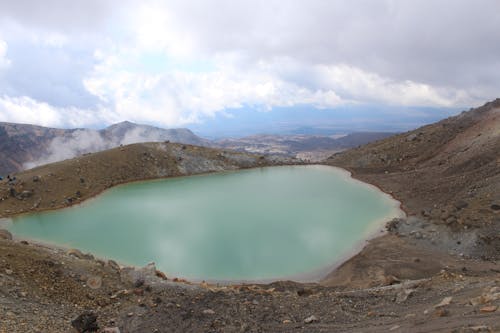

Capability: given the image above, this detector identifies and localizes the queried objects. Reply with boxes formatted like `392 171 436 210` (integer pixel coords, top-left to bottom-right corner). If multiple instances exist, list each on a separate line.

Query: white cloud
0 95 114 128
0 40 10 69
0 0 499 129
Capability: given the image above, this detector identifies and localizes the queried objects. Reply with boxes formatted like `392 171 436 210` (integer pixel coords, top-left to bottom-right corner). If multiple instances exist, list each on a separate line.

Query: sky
0 0 499 136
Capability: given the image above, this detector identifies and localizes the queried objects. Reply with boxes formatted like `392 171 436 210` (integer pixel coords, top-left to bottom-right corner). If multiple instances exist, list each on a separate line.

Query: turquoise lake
4 165 403 281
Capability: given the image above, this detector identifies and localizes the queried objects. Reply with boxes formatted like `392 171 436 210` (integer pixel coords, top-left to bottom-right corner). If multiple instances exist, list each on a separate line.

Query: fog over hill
0 121 207 174
0 120 397 174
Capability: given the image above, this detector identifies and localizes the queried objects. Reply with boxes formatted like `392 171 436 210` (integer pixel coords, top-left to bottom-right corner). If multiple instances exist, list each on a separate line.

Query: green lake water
4 165 403 281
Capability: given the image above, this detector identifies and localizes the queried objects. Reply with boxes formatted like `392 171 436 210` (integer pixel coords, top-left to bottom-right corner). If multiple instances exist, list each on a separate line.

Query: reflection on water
7 165 402 281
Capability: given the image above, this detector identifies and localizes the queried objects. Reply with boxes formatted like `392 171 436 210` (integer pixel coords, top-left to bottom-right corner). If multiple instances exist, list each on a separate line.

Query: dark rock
71 311 99 332
386 218 402 233
32 175 40 182
454 200 469 210
9 187 16 197
0 229 13 240
107 260 120 271
490 204 500 211
297 288 314 297
134 278 145 288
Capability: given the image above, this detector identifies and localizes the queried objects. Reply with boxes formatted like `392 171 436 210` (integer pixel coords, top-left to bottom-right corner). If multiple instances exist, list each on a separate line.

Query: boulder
304 315 319 324
107 260 121 271
490 204 500 211
18 190 33 199
87 276 102 290
120 262 158 286
0 229 13 240
71 311 99 333
454 200 469 210
67 248 85 259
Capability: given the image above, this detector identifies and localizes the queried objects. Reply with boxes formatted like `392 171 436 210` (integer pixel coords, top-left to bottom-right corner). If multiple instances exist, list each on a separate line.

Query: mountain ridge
0 121 207 175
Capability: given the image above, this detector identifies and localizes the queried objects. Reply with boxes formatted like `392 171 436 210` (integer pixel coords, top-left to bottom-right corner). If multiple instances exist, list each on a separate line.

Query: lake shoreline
3 164 405 285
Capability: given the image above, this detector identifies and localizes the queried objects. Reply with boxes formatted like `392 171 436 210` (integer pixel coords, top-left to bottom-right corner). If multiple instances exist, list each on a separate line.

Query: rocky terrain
0 142 297 218
214 132 394 162
0 100 499 332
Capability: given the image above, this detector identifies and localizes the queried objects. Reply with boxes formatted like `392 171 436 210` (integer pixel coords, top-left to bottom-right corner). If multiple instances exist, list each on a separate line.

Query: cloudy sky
0 0 499 135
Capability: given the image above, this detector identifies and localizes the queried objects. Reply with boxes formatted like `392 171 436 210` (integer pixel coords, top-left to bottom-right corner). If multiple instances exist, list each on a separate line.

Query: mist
23 126 181 170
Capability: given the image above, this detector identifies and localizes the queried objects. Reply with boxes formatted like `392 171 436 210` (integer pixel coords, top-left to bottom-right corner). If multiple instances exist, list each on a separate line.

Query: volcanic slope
323 98 499 288
0 142 297 218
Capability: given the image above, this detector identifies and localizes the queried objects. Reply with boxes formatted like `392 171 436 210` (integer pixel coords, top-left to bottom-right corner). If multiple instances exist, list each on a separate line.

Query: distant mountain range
0 121 206 175
0 120 396 175
214 132 395 161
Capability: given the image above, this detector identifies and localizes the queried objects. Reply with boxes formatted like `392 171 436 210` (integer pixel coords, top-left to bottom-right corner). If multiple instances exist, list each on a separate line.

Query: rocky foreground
0 101 499 332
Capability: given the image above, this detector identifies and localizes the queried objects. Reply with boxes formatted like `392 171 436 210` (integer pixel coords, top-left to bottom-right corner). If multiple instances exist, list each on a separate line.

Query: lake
4 165 403 281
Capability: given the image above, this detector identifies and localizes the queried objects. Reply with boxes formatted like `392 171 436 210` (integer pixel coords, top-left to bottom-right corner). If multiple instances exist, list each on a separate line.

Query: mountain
0 119 397 174
214 132 395 161
327 99 499 229
0 121 207 175
324 98 500 287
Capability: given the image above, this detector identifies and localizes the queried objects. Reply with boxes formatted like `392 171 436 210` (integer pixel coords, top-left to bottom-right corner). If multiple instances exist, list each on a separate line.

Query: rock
454 200 469 210
103 328 121 333
5 269 13 275
304 315 318 324
434 308 449 317
384 275 401 285
0 229 13 240
490 204 500 211
127 312 134 317
32 175 40 182
134 278 145 288
297 288 314 297
8 187 16 197
155 270 167 280
71 311 99 333
435 296 452 308
409 230 423 239
406 133 418 142
67 248 85 259
18 190 33 199
386 218 402 233
282 320 292 324
87 276 102 290
470 287 500 305
107 260 120 271
202 309 215 315
82 253 95 260
479 305 498 313
395 288 416 303
389 325 401 331
421 209 431 217
120 262 158 286
465 325 492 332
110 289 129 299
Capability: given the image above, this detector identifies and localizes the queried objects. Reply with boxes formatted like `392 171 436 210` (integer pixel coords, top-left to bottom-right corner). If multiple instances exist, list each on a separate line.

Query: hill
0 121 207 175
0 142 296 217
323 98 499 287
